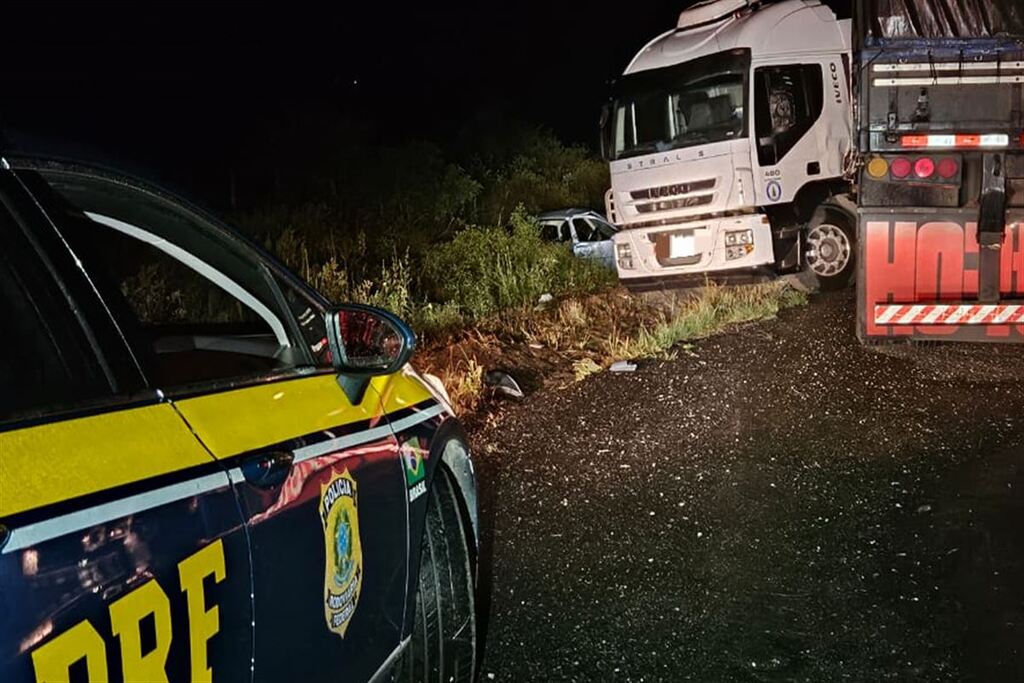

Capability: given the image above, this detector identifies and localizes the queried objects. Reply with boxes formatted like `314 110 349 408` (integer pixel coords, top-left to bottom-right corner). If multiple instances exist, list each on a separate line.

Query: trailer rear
855 0 1024 343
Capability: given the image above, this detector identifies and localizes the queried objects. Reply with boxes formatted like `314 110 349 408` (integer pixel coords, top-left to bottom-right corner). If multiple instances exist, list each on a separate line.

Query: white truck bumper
613 213 776 288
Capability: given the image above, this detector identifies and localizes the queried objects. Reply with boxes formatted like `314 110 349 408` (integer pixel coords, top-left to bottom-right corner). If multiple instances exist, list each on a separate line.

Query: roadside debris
484 370 525 399
609 360 637 373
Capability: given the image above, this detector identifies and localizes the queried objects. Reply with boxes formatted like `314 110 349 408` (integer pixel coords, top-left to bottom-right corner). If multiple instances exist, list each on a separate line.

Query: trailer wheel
805 207 855 290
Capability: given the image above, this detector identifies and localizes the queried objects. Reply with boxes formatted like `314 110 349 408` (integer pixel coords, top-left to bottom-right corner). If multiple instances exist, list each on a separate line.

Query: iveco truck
854 0 1024 343
601 0 853 290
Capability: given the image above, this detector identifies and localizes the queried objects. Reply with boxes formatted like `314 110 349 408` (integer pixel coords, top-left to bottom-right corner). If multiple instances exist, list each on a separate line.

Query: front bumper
613 214 776 287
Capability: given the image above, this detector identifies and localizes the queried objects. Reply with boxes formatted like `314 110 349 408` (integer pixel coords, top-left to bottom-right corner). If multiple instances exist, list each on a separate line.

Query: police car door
15 164 411 682
0 168 254 682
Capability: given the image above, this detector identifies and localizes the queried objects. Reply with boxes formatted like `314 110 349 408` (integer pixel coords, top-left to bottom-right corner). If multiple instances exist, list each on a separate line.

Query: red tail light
914 157 935 179
937 157 959 179
890 157 912 178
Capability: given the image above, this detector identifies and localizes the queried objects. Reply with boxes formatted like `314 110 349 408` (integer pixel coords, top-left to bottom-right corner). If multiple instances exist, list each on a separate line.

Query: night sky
1 1 850 206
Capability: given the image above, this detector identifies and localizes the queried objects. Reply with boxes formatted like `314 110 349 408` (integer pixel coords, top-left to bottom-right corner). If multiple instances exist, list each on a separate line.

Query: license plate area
651 229 703 267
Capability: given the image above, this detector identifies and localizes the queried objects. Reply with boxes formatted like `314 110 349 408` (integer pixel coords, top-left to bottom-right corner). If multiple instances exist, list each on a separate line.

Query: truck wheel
805 208 855 290
395 464 476 683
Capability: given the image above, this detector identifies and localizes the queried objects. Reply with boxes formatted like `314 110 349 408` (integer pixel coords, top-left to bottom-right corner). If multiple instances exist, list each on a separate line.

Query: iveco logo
651 184 685 198
830 62 842 104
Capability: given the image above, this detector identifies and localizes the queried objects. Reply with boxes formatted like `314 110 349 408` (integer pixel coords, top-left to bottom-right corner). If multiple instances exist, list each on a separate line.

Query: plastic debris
609 360 637 373
484 370 525 399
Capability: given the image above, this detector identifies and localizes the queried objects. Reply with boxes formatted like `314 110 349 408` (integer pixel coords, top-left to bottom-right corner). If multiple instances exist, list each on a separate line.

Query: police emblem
320 469 363 638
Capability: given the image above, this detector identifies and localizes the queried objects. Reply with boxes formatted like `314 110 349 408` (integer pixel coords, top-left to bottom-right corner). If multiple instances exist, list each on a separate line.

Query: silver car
538 209 618 268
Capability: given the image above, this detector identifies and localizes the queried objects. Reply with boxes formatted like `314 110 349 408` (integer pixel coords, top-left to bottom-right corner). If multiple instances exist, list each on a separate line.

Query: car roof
537 208 607 221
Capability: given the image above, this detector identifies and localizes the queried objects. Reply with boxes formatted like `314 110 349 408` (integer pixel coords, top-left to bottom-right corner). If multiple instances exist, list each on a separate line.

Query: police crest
320 469 363 638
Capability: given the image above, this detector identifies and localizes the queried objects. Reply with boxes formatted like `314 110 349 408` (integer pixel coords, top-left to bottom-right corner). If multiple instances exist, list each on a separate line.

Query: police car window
270 270 332 366
29 170 313 390
0 200 113 422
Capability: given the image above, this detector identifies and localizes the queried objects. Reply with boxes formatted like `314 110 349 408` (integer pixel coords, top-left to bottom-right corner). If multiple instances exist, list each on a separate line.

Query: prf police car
0 156 478 683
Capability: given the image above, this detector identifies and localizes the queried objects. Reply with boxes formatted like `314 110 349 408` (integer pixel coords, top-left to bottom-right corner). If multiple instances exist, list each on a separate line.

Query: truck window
753 64 824 166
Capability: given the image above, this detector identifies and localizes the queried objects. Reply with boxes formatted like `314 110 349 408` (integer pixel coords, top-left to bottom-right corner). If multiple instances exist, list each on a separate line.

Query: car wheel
805 207 855 291
395 463 476 683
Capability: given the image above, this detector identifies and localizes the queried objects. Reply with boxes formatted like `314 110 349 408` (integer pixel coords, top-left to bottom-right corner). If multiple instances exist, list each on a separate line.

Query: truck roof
625 0 851 76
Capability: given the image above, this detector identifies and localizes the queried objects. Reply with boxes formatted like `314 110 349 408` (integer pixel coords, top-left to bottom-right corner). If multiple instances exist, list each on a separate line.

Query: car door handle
241 450 295 489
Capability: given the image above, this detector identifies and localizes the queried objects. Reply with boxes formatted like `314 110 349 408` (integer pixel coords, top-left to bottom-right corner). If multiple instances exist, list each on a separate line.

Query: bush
422 208 615 319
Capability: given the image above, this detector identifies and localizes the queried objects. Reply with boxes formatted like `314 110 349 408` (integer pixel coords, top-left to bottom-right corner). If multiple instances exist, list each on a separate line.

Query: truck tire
805 207 855 290
396 463 476 683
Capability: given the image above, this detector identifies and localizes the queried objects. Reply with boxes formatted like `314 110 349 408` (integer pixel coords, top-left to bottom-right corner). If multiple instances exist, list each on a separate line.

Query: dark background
1 1 850 207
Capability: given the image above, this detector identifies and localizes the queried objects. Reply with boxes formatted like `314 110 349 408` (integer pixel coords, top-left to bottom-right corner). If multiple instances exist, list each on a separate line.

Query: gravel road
473 289 1024 682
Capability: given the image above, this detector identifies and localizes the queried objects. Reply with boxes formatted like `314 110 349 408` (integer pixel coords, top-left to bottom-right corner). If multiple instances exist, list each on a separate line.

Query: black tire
396 464 476 683
805 207 855 291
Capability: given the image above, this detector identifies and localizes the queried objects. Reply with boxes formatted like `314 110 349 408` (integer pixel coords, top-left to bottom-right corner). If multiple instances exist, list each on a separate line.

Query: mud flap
978 153 1008 303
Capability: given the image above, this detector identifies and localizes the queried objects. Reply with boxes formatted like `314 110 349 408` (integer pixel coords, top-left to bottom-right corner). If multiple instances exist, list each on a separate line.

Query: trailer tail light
890 157 912 178
914 157 935 179
900 133 1009 149
936 157 959 179
866 157 889 178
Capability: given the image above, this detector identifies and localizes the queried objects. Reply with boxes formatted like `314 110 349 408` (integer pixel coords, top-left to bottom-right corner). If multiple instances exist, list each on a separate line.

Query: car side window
572 218 597 242
28 170 315 390
558 221 572 242
590 217 617 239
753 63 824 166
0 194 114 423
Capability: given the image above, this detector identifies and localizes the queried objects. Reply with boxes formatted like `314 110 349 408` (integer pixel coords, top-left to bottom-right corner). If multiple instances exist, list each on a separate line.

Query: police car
0 156 478 682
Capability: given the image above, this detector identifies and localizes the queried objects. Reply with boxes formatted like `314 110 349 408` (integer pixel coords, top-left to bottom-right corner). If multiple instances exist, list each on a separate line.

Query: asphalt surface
473 290 1024 682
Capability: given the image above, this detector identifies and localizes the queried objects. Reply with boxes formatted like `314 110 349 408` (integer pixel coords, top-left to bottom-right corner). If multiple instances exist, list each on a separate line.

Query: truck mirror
599 104 612 161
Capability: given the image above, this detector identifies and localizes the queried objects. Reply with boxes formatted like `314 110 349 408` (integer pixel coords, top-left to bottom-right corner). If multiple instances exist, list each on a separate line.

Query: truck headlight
725 229 753 246
616 242 634 270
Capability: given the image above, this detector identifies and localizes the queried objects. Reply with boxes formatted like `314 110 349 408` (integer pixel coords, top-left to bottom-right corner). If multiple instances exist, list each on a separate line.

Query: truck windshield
609 49 750 161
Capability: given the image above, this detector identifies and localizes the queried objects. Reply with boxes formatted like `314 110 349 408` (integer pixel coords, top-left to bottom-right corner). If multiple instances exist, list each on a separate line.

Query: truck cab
602 0 853 290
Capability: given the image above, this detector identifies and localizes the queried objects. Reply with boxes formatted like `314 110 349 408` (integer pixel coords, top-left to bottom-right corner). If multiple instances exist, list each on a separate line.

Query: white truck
601 0 854 290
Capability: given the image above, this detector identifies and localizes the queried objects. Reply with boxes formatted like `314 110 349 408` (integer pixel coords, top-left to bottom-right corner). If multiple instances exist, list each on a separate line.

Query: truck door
0 168 254 682
751 61 827 205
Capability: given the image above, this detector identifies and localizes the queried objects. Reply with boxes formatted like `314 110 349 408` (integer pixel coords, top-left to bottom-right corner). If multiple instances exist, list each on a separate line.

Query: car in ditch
538 208 619 268
0 155 478 683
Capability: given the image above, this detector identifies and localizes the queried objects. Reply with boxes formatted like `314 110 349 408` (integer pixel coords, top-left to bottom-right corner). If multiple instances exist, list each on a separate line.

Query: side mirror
599 103 612 161
325 304 416 377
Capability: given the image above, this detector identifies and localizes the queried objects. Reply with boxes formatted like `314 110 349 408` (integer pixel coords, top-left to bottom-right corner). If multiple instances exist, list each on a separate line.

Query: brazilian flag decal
401 438 427 486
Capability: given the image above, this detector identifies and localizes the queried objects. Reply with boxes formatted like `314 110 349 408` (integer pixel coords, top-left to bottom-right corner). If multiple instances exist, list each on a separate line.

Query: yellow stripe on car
373 370 436 417
0 405 214 518
174 374 409 459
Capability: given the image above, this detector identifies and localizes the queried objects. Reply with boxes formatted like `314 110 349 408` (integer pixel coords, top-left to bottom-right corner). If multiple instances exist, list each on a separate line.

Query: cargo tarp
868 0 1024 39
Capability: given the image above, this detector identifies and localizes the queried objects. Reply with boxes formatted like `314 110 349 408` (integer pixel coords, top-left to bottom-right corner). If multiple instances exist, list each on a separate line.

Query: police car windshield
610 49 750 161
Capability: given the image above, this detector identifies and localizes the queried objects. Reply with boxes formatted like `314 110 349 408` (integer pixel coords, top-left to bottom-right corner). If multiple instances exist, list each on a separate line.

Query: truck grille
635 194 714 214
630 178 715 200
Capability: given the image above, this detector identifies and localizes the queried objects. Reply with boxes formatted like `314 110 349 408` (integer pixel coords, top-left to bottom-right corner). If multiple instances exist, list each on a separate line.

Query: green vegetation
234 125 615 335
609 283 808 360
